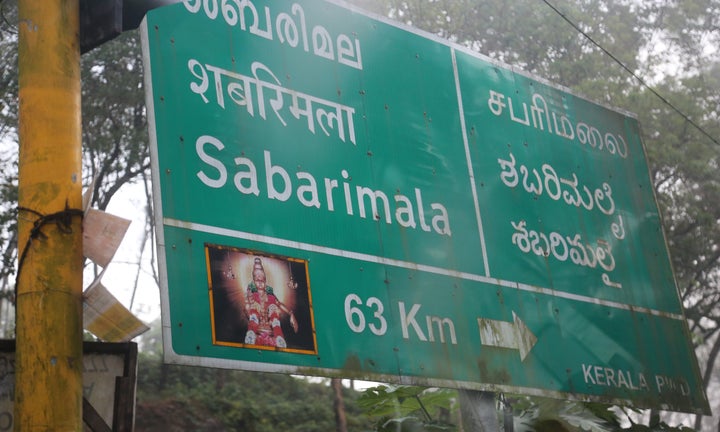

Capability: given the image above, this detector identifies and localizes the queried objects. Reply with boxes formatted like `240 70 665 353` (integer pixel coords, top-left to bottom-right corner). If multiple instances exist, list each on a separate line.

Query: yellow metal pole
15 0 83 430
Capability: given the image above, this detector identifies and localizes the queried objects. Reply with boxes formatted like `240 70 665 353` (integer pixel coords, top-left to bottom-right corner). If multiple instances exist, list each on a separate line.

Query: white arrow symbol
478 311 537 362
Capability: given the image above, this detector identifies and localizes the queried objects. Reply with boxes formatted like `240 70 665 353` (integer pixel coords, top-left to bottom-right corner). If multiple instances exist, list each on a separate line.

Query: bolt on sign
141 0 709 413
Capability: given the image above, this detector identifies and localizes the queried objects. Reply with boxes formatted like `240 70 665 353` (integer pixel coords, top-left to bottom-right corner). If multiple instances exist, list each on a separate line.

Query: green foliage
135 329 374 431
620 423 696 432
512 398 616 432
351 0 643 92
507 395 697 431
355 384 701 431
357 385 458 431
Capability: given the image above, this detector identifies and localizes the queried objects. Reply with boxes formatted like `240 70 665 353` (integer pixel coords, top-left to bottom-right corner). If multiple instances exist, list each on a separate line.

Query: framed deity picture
205 244 317 354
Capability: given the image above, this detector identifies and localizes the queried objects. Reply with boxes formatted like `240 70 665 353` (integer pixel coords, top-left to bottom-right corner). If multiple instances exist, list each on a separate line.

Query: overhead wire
540 0 720 147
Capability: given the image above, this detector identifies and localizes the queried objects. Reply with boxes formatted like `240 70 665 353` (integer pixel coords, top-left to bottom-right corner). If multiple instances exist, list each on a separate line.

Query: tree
352 0 644 91
0 3 155 331
81 31 151 212
358 384 459 431
135 321 374 432
0 0 19 334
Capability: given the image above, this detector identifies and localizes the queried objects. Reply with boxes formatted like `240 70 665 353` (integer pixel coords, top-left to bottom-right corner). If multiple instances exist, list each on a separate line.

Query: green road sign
141 0 709 413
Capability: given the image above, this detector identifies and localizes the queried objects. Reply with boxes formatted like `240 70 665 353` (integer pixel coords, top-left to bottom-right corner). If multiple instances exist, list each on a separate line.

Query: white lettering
395 195 416 228
184 1 363 70
431 203 451 236
581 363 649 393
594 365 606 385
196 135 228 188
188 60 357 145
324 178 338 211
357 186 391 222
616 369 629 389
582 364 595 384
341 170 353 216
296 172 320 208
655 375 690 395
265 150 291 201
487 89 629 158
416 188 430 232
233 156 259 196
426 315 457 344
605 367 616 387
192 137 452 237
399 302 426 341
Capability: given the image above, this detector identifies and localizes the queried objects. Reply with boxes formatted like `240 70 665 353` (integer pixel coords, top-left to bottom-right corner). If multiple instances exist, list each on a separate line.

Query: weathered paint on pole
16 0 83 430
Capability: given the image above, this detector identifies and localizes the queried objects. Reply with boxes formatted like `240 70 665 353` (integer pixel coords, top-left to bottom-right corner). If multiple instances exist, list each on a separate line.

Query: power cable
540 0 720 147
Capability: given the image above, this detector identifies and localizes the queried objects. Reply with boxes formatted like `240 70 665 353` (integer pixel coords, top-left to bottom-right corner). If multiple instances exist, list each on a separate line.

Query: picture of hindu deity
244 256 297 347
206 244 317 354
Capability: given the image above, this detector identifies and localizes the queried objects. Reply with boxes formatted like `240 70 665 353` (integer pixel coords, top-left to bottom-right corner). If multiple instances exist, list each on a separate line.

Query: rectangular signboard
141 0 709 413
0 341 138 431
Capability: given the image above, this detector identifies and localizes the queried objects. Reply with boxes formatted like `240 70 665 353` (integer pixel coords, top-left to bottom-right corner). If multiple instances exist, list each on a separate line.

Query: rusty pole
15 0 84 430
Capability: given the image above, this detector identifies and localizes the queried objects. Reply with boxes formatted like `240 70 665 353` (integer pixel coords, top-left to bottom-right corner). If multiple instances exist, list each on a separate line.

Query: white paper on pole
83 208 131 268
83 280 149 342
